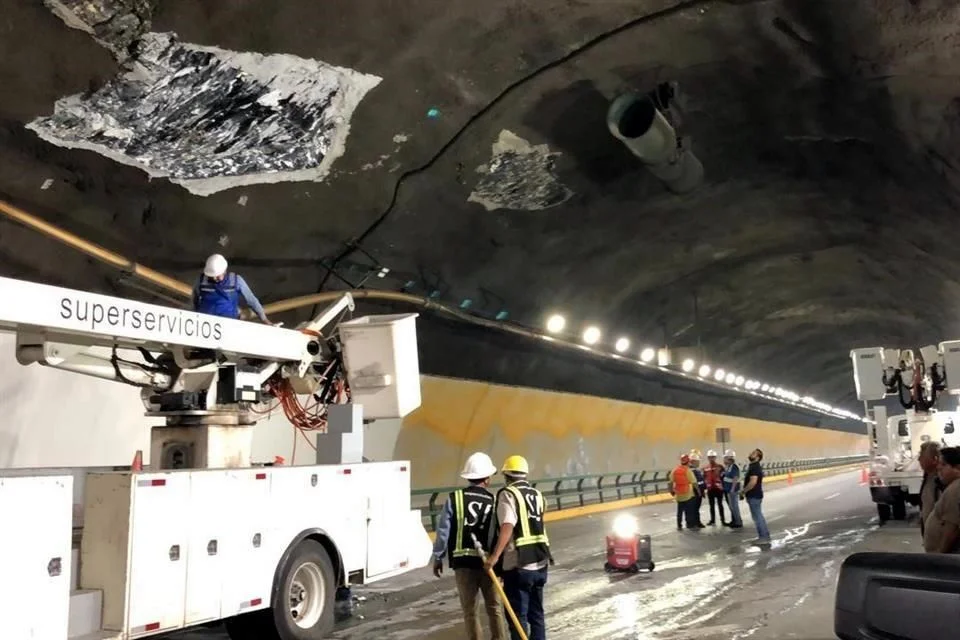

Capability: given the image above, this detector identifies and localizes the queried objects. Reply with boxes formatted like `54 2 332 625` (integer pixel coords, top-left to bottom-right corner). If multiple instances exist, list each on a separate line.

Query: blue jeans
503 566 548 640
726 492 742 526
746 497 770 539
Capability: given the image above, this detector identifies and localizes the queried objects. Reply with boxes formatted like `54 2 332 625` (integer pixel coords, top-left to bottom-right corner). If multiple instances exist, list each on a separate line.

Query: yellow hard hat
501 455 529 475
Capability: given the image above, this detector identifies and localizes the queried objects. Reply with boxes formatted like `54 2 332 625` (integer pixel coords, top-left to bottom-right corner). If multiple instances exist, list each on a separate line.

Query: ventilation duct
606 92 703 194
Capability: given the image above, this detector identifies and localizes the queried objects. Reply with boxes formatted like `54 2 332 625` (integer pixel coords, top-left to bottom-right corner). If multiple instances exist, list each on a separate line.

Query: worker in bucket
721 450 743 528
192 253 273 324
703 450 727 526
689 450 707 527
432 452 507 640
485 455 553 640
669 454 700 530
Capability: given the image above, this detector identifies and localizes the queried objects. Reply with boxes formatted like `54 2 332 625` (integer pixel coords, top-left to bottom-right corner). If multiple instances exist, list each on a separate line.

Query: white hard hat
707 449 718 457
724 449 736 458
461 452 498 480
204 254 228 278
689 451 701 461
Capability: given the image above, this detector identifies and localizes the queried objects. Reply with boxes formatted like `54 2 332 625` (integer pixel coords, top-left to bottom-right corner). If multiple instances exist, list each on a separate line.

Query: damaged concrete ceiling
3 0 960 407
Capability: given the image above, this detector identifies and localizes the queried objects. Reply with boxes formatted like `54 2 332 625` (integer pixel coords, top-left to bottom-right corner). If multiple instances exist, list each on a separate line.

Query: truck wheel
225 539 336 640
892 498 907 521
877 503 891 524
273 539 337 640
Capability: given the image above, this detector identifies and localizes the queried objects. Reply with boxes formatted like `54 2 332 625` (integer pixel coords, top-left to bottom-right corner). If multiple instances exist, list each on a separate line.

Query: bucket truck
851 343 960 523
0 274 432 640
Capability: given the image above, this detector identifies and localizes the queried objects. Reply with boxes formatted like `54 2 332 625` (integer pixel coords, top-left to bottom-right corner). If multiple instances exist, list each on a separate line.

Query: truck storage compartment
0 475 73 640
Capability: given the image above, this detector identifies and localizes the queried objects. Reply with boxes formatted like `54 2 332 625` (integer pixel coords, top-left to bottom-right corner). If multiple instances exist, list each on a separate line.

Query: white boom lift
851 342 960 523
0 274 432 640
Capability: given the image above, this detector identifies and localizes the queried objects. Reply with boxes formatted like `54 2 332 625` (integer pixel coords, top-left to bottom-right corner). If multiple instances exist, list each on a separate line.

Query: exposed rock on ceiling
4 0 960 407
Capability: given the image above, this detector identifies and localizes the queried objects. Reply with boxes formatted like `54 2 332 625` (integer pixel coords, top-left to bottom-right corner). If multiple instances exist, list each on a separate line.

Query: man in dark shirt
741 448 770 543
918 441 943 538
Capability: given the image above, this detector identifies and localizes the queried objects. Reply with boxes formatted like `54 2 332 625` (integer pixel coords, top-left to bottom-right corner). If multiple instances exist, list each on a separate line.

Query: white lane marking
824 492 841 501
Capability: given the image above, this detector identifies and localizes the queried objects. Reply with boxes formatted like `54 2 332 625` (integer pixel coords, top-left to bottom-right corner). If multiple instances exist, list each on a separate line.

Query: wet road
175 469 923 640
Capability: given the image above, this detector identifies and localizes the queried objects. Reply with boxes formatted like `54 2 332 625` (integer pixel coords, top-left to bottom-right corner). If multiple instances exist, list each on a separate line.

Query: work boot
707 520 716 526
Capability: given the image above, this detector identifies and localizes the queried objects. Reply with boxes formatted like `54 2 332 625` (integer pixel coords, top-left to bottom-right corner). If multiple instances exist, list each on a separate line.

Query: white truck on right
851 342 960 523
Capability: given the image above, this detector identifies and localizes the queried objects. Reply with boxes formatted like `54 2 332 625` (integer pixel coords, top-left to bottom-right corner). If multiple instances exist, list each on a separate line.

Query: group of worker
431 452 553 640
918 442 960 553
669 448 770 543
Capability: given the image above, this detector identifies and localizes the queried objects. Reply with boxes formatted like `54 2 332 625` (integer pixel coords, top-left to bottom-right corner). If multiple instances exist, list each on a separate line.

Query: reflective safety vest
703 463 724 491
447 486 495 570
499 481 551 567
196 273 241 319
671 465 693 495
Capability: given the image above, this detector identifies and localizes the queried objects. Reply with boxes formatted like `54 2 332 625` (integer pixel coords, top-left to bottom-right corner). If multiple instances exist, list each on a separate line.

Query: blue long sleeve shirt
431 499 454 561
191 274 269 323
722 463 741 494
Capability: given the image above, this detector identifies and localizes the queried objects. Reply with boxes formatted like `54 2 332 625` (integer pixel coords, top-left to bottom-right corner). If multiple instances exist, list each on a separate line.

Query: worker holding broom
485 455 554 640
432 452 507 640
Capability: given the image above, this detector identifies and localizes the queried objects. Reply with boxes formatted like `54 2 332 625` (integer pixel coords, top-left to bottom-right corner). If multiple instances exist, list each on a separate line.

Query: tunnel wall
379 376 868 490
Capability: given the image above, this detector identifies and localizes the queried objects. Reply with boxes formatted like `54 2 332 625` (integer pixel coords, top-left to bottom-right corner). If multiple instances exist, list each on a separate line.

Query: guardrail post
576 477 586 507
615 474 623 501
553 480 563 511
597 475 605 504
633 472 642 497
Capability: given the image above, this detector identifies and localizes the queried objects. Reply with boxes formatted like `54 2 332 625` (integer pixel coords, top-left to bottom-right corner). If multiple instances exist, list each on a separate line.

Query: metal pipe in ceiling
0 198 192 297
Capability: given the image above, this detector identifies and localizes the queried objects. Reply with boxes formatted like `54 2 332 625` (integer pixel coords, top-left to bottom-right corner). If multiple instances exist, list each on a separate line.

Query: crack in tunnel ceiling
9 0 960 407
468 130 573 211
27 32 381 196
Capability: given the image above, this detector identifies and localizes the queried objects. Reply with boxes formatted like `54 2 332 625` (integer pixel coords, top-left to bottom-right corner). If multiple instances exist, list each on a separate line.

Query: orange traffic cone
131 450 143 472
787 470 794 485
860 466 869 485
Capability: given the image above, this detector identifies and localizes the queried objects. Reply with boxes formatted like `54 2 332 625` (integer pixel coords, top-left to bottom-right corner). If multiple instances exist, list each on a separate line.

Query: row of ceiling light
544 314 863 422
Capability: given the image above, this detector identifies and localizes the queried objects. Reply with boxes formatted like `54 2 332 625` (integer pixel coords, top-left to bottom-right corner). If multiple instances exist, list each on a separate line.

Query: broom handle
471 533 529 640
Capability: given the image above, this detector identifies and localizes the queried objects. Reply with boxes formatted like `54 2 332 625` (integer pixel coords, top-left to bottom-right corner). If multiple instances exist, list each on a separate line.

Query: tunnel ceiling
3 0 960 408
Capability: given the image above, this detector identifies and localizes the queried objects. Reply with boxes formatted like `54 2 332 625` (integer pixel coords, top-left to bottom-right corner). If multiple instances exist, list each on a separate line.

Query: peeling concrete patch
44 0 154 59
467 129 572 212
27 32 382 196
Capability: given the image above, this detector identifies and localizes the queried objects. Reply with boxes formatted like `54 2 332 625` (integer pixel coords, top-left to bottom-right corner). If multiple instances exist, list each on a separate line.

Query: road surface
175 469 924 640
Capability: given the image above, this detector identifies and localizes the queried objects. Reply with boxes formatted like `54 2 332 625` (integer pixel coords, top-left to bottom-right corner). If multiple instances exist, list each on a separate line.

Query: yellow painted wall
392 376 868 489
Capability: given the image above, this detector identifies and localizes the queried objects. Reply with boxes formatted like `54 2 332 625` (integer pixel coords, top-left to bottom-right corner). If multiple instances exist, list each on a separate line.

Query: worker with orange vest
669 454 701 530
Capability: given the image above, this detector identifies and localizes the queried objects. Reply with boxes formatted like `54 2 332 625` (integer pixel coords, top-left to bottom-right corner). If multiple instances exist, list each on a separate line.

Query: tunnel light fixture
533 313 856 421
546 314 566 334
583 326 601 345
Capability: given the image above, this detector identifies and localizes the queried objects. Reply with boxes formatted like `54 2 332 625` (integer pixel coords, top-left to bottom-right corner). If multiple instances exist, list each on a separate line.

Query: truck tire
877 503 891 524
274 539 337 640
225 539 336 640
892 498 907 521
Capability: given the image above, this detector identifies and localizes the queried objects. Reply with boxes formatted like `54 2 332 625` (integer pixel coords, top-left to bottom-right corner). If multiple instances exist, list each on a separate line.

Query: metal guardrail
412 455 869 532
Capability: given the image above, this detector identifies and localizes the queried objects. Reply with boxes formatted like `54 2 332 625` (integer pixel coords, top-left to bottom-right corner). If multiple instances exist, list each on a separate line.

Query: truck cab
868 410 959 522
